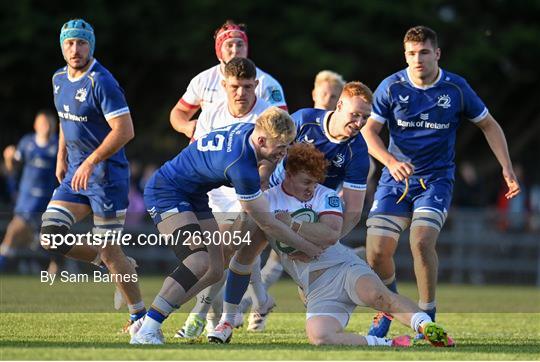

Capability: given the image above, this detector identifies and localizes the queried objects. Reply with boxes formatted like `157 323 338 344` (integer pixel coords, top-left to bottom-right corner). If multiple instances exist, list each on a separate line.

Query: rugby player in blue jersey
208 82 374 343
39 19 145 329
130 107 322 345
1 111 58 271
361 25 521 338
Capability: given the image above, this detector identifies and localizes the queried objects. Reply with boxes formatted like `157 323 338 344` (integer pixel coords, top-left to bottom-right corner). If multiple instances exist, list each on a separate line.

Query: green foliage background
1 0 539 178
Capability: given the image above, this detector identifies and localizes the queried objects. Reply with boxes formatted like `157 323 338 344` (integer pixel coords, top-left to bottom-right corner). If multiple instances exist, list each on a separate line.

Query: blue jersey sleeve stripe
469 107 488 123
237 190 262 201
342 182 367 191
104 107 130 120
370 112 386 124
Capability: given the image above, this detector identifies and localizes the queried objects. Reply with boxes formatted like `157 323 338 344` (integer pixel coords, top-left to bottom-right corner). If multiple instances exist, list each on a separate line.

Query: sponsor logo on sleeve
270 88 283 103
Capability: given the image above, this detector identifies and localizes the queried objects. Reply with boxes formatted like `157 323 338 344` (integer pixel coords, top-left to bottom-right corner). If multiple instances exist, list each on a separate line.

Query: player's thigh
47 200 91 222
48 182 93 221
352 273 392 310
86 180 129 219
305 315 344 345
367 185 411 256
410 178 452 247
157 211 199 235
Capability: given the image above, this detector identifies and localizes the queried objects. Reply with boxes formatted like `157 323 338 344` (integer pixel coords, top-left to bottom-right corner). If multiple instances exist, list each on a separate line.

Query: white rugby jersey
193 97 270 139
193 97 271 213
265 183 356 291
178 64 287 110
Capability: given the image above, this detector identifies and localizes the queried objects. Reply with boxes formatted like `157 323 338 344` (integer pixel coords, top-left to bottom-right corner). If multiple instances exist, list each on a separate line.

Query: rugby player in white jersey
232 143 455 347
173 57 273 339
170 20 287 139
238 69 349 331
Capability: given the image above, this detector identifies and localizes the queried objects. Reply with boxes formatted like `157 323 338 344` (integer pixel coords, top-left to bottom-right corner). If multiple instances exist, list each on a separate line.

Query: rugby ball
275 208 318 254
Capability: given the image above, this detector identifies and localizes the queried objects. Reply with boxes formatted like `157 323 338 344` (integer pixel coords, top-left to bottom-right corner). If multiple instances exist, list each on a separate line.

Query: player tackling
233 143 455 347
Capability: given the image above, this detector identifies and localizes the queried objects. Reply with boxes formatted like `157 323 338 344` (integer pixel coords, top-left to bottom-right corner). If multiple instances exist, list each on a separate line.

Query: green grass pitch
1 275 539 360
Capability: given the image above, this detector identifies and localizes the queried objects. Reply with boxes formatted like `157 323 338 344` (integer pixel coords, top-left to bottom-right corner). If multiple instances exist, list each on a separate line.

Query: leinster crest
75 88 88 103
437 94 451 109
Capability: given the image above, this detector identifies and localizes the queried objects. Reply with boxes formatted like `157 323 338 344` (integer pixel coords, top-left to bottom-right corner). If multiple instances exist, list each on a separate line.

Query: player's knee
40 224 71 252
366 244 393 264
410 236 437 255
307 327 336 346
40 205 75 254
363 286 391 310
98 244 125 266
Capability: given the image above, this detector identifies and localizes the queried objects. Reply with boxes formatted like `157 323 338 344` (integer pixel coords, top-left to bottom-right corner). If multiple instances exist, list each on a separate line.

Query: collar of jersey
322 111 349 144
405 67 443 90
67 58 97 82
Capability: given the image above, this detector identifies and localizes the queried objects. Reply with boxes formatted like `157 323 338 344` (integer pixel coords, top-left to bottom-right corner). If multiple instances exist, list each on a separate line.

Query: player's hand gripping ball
275 208 318 254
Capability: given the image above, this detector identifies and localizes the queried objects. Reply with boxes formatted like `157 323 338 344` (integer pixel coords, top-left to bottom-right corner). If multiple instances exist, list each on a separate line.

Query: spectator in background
453 161 487 208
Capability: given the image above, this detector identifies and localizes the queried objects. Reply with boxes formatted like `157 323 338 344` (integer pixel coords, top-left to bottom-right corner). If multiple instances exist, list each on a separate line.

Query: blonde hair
255 107 296 144
341 81 373 103
314 70 345 88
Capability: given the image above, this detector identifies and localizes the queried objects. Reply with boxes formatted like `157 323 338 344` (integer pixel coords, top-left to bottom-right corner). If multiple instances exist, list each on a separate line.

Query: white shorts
208 186 241 224
305 259 376 328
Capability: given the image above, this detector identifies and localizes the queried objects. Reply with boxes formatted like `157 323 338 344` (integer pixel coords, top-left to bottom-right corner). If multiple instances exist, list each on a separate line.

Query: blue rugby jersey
52 59 130 183
158 122 262 201
371 68 487 181
270 108 370 191
14 133 58 200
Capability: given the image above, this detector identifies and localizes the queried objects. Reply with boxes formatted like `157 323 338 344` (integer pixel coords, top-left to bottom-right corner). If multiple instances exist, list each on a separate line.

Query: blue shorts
50 179 129 218
369 176 453 218
143 172 213 225
14 195 50 228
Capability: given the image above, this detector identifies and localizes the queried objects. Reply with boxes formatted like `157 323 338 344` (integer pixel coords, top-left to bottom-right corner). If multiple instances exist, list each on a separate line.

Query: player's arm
258 159 277 191
71 114 134 191
3 145 19 173
169 99 200 138
240 196 323 258
56 127 68 183
276 211 342 248
361 118 413 181
475 113 520 199
340 188 366 238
